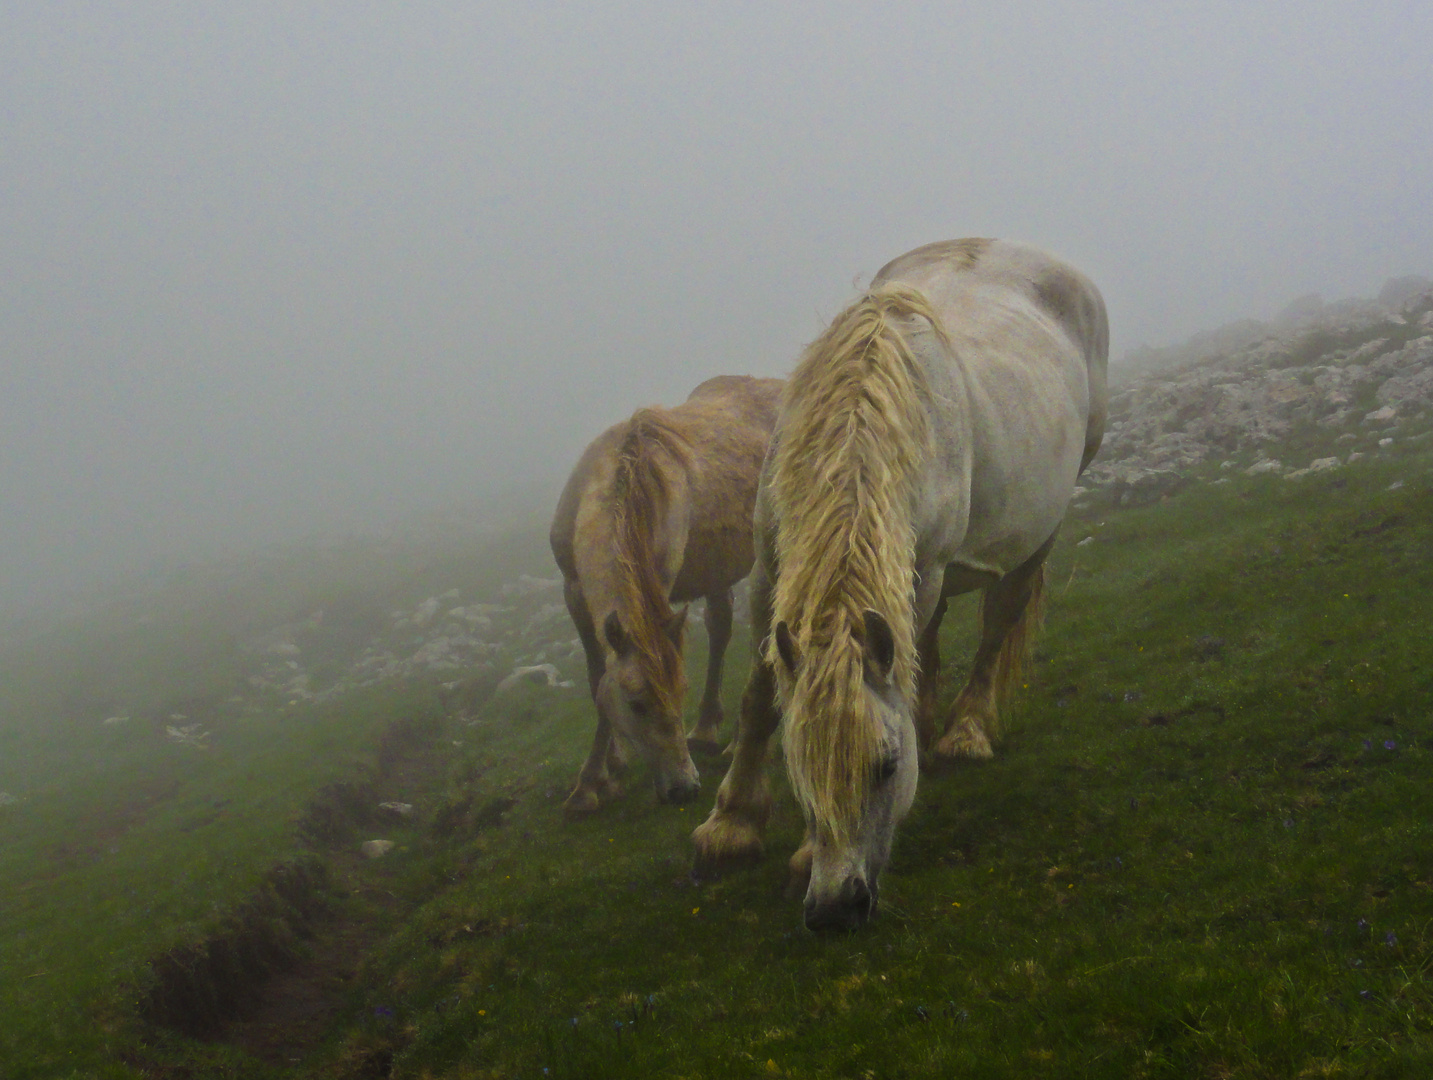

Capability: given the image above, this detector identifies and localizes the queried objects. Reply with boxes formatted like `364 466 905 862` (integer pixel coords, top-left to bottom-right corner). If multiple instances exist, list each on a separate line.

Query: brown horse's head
597 606 699 804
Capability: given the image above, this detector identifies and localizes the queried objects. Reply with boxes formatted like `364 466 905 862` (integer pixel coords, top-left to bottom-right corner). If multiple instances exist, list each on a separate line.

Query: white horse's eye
875 755 899 783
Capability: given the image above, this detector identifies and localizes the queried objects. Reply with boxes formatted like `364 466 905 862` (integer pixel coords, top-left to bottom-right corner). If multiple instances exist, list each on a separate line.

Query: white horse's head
597 607 701 805
775 609 919 931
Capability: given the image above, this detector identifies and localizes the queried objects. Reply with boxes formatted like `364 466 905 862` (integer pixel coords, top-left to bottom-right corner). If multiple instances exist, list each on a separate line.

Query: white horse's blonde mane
770 284 946 844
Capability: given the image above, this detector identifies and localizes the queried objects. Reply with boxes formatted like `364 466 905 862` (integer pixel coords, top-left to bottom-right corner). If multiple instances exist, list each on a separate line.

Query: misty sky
3 2 1430 611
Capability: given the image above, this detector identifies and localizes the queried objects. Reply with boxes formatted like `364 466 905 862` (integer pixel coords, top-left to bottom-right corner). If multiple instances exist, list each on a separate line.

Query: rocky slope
1085 284 1433 506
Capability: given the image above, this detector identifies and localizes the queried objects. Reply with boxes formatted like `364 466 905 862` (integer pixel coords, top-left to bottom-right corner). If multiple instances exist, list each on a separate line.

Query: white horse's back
874 239 1109 581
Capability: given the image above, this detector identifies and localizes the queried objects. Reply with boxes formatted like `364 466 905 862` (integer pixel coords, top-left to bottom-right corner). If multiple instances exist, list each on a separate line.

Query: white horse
692 239 1108 930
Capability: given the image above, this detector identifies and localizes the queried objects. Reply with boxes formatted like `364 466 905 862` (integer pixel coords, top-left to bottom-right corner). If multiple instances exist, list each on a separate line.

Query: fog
3 2 1430 613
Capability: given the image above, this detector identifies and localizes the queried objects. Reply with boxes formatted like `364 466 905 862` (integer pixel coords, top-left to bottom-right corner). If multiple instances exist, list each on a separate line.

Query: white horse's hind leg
915 594 949 753
931 534 1054 763
934 671 999 760
687 588 733 756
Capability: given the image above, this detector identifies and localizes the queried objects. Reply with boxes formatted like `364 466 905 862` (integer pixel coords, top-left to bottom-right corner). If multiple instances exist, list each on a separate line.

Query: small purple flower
1358 918 1369 932
1359 990 1373 1000
1362 739 1372 751
374 1005 394 1020
1384 739 1397 751
1386 931 1398 946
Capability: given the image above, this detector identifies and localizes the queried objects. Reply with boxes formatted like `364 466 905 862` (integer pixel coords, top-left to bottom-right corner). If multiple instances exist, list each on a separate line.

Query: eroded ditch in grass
133 707 518 1072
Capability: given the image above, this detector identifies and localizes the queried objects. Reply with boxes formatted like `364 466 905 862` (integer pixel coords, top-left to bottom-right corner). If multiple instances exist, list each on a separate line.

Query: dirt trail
136 712 464 1074
224 855 400 1068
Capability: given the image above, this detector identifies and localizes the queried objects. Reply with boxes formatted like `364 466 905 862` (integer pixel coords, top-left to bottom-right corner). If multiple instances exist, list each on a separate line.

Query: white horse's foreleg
691 658 779 875
687 588 733 755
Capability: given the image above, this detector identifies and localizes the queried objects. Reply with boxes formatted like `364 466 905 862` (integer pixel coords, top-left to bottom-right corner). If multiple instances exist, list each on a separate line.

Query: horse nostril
667 779 700 806
850 877 872 913
659 776 700 805
804 878 875 932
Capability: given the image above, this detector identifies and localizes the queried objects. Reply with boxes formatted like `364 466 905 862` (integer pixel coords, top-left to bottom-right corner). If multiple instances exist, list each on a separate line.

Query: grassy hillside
0 515 556 1078
290 445 1433 1080
3 436 1432 1078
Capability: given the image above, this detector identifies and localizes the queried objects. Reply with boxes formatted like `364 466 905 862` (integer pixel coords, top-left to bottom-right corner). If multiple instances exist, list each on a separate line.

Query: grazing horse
691 239 1108 930
551 375 784 817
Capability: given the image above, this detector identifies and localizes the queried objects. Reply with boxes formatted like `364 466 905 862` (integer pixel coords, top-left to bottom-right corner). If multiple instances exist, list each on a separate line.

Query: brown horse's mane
608 408 693 715
770 284 948 844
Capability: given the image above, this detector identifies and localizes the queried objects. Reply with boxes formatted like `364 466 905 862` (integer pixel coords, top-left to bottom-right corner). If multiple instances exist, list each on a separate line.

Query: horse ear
774 620 800 674
861 609 896 686
666 605 689 645
604 611 631 656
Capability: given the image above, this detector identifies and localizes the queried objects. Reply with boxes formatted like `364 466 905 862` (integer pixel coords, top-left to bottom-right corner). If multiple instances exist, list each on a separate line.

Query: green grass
304 447 1431 1079
4 443 1432 1078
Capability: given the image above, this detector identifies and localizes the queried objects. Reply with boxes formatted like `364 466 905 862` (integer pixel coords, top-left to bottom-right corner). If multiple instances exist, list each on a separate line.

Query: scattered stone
165 724 211 749
360 840 395 858
1246 459 1284 476
1388 480 1405 490
1285 456 1342 480
494 663 563 694
378 802 414 817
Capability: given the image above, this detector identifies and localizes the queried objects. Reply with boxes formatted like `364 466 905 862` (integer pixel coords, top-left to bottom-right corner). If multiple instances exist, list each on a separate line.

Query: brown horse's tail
986 560 1046 717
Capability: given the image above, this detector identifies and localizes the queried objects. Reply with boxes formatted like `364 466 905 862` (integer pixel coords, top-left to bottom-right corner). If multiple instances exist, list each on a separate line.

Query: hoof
686 736 724 759
931 727 995 762
562 787 602 820
691 815 765 880
596 776 625 802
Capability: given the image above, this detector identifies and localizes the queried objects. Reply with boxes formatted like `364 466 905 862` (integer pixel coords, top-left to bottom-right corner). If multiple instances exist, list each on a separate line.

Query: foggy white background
3 2 1430 612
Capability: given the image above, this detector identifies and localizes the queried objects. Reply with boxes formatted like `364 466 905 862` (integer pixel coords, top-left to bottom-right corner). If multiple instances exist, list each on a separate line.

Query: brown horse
551 375 783 817
692 239 1108 929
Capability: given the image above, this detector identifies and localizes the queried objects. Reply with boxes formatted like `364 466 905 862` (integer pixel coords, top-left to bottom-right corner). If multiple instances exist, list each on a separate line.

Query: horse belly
668 526 755 603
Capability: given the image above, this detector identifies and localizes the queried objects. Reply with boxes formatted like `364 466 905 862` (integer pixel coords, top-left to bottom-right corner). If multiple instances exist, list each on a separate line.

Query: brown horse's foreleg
915 593 948 754
564 718 624 819
687 588 733 756
931 533 1055 763
562 578 623 818
691 658 780 876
